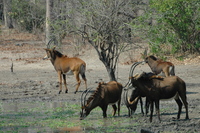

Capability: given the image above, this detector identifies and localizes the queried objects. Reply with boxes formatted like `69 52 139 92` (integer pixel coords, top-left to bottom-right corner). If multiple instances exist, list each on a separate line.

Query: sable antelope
144 55 175 77
80 81 123 120
123 62 149 117
129 72 189 122
124 87 150 117
43 40 87 94
124 87 147 117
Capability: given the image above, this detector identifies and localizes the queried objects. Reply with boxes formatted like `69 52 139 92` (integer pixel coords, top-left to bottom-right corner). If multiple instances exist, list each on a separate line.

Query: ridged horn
80 88 93 107
124 61 144 89
46 38 54 49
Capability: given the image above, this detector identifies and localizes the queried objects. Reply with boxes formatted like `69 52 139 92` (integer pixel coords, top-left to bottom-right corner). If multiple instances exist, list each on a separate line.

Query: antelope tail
80 64 86 79
169 65 175 76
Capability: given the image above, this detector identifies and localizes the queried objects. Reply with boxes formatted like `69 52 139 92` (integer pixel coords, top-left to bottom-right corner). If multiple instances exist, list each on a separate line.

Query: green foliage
131 0 200 55
149 0 200 54
10 0 45 32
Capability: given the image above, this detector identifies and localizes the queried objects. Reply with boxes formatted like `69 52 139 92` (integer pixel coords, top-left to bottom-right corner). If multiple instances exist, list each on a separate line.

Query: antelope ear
140 53 145 59
133 73 139 79
141 48 148 59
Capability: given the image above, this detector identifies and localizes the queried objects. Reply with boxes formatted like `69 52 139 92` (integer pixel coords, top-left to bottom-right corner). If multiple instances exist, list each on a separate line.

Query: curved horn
46 38 54 49
123 62 144 89
123 88 129 107
129 61 144 78
81 90 87 107
123 84 133 107
128 96 139 105
81 87 93 107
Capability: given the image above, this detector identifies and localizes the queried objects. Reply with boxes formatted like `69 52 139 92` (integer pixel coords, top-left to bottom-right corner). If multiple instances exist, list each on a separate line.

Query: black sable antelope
43 39 87 94
124 87 150 116
80 81 123 120
123 62 150 117
129 72 189 122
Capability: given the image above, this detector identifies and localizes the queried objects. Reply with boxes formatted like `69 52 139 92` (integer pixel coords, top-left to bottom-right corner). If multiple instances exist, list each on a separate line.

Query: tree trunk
105 66 116 81
3 0 13 28
45 0 53 46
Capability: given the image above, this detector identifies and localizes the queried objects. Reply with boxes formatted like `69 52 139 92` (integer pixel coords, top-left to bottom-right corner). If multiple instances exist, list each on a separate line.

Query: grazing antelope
129 72 189 122
43 44 87 94
124 87 150 117
144 55 175 77
80 81 123 120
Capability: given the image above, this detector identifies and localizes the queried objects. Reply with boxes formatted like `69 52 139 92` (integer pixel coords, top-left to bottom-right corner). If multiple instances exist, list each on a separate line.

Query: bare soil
0 34 200 132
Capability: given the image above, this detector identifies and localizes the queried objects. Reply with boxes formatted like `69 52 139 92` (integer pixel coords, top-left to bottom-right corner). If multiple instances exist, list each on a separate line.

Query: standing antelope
43 46 87 94
129 72 189 122
145 55 175 77
80 81 123 120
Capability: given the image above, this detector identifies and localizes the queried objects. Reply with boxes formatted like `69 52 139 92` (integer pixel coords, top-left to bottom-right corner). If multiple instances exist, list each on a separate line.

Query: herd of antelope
43 40 189 122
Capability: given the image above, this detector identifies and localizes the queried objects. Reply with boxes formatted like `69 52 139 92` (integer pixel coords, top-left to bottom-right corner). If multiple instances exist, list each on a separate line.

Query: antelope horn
123 88 129 107
128 96 140 105
83 87 93 106
123 61 144 88
80 90 87 107
46 38 54 49
129 61 144 78
123 84 133 107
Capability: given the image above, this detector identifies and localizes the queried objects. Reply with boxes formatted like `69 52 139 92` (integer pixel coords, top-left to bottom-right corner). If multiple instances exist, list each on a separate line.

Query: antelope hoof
58 90 62 94
74 91 77 94
65 90 68 93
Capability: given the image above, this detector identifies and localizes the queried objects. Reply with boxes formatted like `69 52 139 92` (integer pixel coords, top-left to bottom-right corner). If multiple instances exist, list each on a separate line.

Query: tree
72 0 138 81
2 0 45 32
45 0 54 46
3 0 13 28
132 0 200 55
45 0 146 81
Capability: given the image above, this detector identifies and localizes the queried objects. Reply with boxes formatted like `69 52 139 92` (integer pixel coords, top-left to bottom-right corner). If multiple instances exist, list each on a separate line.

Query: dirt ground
0 35 200 132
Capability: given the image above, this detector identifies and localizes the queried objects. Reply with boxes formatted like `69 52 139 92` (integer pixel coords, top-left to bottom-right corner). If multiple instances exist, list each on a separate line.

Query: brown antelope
129 72 189 122
144 55 175 77
43 41 87 94
80 81 123 120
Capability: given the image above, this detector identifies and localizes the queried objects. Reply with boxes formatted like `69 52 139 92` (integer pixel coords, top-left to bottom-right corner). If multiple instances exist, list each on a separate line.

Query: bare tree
73 0 137 81
3 0 13 28
46 0 142 81
45 0 53 45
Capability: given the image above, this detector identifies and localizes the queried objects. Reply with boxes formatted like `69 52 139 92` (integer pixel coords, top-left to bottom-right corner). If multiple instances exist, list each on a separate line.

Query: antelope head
80 106 90 120
80 87 95 120
43 38 56 60
43 46 56 60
